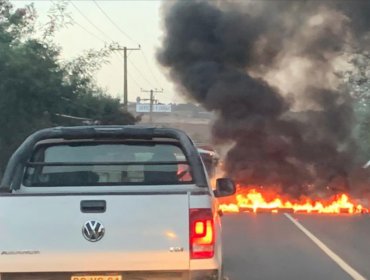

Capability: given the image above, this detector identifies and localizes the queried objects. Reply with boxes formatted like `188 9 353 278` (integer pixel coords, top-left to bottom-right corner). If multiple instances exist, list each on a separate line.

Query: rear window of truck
23 142 193 186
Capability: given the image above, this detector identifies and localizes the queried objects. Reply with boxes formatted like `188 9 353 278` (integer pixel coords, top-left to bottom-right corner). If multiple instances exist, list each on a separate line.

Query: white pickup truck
0 126 235 280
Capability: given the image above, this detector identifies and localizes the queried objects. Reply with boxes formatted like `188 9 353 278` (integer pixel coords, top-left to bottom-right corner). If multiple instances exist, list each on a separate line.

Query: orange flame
219 187 369 214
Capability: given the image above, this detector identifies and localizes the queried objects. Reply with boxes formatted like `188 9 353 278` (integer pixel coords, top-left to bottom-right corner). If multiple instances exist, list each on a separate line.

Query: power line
73 19 106 43
140 49 161 86
47 0 107 43
113 51 142 90
127 71 142 90
129 59 155 88
54 1 156 105
91 0 162 88
112 52 142 98
70 0 114 42
92 0 137 45
111 45 141 109
141 88 164 123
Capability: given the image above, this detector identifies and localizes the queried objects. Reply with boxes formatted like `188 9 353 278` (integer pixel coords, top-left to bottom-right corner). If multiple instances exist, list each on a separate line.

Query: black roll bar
0 126 208 191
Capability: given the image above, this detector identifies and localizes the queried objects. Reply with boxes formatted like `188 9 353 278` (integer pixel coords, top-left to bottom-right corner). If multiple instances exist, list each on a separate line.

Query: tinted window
24 142 193 186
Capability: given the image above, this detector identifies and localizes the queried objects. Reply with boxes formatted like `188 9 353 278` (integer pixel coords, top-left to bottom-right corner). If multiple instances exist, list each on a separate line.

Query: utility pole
141 88 164 123
112 45 141 110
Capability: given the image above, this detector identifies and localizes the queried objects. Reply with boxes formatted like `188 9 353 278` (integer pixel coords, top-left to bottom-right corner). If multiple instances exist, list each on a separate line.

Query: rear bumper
190 269 219 280
0 270 219 280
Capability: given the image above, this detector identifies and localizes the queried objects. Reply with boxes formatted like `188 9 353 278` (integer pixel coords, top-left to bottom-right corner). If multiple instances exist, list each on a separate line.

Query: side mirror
214 178 236 198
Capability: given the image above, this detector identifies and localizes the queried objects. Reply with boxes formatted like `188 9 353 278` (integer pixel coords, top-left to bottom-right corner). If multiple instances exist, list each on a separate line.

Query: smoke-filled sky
158 0 370 196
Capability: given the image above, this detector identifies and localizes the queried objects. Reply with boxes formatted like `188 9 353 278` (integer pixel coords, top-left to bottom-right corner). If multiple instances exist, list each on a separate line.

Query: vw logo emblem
82 221 105 242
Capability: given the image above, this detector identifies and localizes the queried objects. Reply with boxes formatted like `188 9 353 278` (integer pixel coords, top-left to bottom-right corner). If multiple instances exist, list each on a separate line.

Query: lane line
284 213 367 280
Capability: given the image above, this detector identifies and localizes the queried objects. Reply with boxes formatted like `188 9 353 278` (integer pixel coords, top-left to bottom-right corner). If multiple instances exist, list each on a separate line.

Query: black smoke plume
158 0 370 196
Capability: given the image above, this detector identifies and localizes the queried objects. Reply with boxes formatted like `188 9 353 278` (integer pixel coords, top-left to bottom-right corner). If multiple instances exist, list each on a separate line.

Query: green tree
0 1 136 176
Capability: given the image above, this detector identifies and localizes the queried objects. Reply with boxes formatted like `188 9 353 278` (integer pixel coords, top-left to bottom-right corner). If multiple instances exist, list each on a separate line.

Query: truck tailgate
0 193 190 272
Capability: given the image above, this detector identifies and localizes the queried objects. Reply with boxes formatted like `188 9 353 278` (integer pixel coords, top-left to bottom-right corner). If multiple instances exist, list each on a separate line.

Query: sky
11 0 181 104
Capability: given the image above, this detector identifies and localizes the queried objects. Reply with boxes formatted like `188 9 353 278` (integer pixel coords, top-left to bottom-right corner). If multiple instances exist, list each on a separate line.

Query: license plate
71 276 122 280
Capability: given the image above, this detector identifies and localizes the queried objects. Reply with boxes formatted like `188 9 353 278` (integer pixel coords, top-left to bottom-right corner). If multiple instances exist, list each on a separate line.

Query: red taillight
190 208 215 259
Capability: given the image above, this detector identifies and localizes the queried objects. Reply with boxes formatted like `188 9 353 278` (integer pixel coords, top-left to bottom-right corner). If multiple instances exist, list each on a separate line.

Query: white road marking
284 213 367 280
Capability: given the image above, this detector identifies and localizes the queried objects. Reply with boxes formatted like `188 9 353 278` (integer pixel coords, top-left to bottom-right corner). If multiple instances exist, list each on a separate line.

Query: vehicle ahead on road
0 126 235 280
197 147 219 180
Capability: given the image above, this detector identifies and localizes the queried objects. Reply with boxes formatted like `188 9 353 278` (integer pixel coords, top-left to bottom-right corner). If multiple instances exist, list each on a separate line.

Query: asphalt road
222 213 370 280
